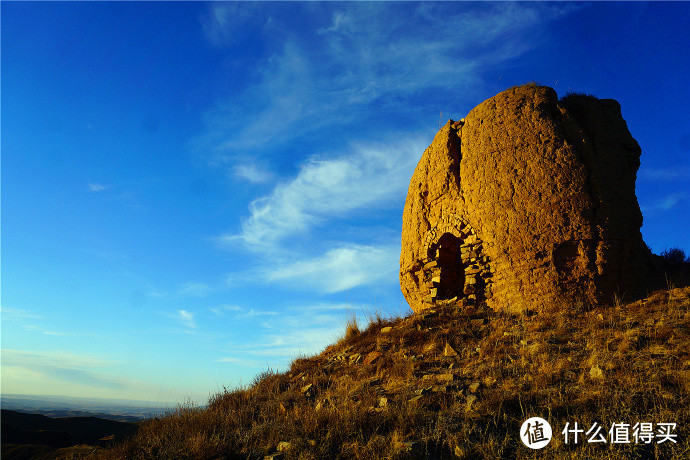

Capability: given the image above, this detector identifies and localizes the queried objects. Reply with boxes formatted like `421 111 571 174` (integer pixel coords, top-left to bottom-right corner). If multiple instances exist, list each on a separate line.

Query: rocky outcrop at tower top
400 84 659 314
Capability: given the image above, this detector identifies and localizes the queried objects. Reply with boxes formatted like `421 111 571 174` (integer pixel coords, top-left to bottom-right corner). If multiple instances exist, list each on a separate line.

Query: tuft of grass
506 81 543 92
561 91 598 101
661 247 690 271
343 312 360 340
92 287 690 460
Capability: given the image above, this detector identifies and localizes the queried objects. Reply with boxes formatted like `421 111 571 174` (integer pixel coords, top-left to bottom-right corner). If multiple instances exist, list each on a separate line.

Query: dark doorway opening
431 233 464 300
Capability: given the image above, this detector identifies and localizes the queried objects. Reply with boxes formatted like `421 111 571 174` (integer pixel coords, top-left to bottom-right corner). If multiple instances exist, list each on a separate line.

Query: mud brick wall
400 85 657 314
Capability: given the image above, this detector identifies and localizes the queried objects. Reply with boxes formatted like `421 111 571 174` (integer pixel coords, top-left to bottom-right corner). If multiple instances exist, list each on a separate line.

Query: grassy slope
88 287 689 459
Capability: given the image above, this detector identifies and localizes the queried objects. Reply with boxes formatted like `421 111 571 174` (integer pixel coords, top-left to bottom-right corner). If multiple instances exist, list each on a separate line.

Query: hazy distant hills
2 409 138 446
1 394 174 421
1 394 176 458
1 409 138 459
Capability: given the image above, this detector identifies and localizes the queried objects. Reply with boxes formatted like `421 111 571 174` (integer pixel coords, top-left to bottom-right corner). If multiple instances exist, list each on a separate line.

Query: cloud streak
177 282 210 298
218 303 366 367
197 2 567 163
177 310 197 329
266 244 399 294
23 325 72 336
2 349 128 390
233 163 274 184
640 167 690 181
641 192 686 212
209 305 242 316
216 137 424 252
1 307 46 320
202 3 576 295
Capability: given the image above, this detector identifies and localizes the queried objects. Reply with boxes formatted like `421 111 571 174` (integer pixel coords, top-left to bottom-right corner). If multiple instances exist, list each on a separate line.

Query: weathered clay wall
400 84 656 314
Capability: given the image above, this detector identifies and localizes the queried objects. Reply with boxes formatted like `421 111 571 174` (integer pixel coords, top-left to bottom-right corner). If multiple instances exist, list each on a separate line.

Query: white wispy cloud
199 3 258 47
1 349 128 390
176 309 196 329
88 182 106 192
641 192 687 212
209 304 243 316
640 167 690 181
1 307 80 336
1 306 46 320
209 305 277 319
201 3 576 296
316 11 351 35
216 136 424 252
242 329 336 359
266 243 399 294
1 349 197 403
217 356 261 367
177 282 210 298
218 303 361 366
23 325 71 336
237 308 279 319
233 163 274 184
196 3 568 164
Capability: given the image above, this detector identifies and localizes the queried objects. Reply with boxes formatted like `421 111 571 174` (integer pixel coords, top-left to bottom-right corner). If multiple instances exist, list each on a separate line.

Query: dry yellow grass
77 287 690 459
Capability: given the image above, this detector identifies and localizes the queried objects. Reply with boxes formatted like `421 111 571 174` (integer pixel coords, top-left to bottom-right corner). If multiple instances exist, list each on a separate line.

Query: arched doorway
429 233 464 300
419 220 493 306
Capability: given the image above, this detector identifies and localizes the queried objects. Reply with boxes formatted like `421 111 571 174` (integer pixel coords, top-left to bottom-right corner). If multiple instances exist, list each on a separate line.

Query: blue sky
2 2 689 405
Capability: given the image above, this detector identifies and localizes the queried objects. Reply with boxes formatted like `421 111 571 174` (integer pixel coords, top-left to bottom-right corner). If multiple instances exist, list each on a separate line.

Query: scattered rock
465 394 477 413
423 341 437 353
444 343 458 357
436 373 455 383
416 386 433 395
300 383 313 394
315 399 330 411
394 440 423 454
331 353 348 362
363 351 381 365
264 454 283 460
471 318 485 327
590 364 605 381
454 445 469 458
276 441 292 452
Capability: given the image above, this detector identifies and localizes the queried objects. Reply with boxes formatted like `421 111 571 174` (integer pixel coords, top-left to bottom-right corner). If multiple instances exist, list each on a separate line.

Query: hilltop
55 84 690 459
92 286 690 459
